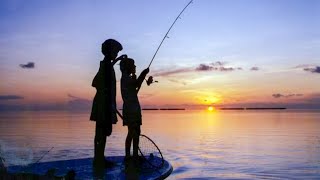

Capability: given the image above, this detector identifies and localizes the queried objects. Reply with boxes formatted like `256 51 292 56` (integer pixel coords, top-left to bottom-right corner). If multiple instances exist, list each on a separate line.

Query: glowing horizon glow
0 0 319 110
207 106 215 111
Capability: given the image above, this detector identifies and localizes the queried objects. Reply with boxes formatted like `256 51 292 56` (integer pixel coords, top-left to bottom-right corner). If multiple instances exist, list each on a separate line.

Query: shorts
95 120 112 138
128 123 141 136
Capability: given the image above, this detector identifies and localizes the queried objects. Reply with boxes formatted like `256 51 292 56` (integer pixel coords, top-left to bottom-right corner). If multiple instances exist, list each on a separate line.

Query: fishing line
33 147 54 164
147 0 193 68
22 147 54 172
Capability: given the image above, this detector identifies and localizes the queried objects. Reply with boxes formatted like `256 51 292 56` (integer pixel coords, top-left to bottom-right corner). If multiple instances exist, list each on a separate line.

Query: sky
0 0 320 110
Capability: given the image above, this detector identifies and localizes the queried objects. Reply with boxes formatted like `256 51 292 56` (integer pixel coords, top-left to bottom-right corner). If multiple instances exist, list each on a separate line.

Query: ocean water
0 110 320 179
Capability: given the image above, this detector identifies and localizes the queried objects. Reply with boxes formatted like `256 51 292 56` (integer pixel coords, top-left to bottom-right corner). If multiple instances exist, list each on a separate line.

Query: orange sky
0 1 319 110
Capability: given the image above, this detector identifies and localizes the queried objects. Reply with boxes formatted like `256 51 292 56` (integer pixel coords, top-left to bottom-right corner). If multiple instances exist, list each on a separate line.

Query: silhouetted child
120 58 149 162
90 39 126 169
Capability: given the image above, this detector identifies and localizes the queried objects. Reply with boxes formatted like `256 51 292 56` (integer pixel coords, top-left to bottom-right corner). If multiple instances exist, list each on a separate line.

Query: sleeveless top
121 73 142 126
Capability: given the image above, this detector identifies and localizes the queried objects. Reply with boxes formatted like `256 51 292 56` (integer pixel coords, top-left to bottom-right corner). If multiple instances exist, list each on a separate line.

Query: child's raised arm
136 68 149 93
112 54 127 66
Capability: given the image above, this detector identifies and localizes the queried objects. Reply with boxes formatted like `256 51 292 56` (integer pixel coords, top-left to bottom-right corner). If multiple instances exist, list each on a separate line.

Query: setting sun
207 106 215 111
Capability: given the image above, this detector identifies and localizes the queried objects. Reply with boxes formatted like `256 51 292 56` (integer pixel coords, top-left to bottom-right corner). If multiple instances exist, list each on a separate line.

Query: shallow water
1 110 320 179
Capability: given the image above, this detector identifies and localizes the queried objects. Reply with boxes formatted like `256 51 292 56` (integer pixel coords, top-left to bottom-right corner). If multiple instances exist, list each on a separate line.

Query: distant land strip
118 107 286 111
220 108 245 110
140 108 185 110
220 107 286 110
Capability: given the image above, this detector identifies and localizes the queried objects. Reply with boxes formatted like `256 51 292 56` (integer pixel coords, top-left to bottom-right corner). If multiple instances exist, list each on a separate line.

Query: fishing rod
141 0 193 88
23 147 54 172
116 109 123 120
34 147 54 164
147 0 193 68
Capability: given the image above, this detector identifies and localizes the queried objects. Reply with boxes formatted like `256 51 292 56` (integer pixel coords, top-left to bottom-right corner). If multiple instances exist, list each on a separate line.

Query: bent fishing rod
137 0 193 90
147 0 193 68
23 146 54 172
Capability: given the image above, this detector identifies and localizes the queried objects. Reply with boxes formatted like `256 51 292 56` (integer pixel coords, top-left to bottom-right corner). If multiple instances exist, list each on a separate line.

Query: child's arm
112 54 127 66
136 68 149 93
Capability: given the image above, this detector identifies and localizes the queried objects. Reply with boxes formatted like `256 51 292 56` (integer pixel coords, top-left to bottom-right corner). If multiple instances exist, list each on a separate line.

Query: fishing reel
146 76 158 86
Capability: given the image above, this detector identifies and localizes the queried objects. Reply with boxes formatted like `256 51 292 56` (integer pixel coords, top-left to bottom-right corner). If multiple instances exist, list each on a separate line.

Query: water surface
0 110 319 179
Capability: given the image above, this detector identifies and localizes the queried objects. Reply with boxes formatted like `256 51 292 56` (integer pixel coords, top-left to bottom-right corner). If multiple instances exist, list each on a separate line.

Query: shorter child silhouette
120 58 149 161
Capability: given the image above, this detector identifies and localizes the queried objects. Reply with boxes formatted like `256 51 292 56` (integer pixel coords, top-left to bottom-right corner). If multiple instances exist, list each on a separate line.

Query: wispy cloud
211 61 226 66
303 93 320 104
139 93 154 99
19 62 35 69
152 68 193 76
67 94 91 110
219 67 236 72
0 95 24 100
294 64 320 74
153 61 244 77
304 66 320 73
168 78 187 85
195 61 242 72
196 64 213 71
272 93 303 98
250 67 259 71
294 64 316 69
68 94 81 99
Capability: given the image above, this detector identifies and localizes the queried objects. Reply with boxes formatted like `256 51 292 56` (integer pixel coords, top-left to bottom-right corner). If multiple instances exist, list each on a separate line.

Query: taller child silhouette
90 39 126 168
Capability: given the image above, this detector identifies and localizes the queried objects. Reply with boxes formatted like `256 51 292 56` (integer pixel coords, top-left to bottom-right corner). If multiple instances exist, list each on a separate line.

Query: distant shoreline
4 107 320 112
118 108 186 111
117 108 186 111
141 107 288 111
220 107 287 110
141 108 186 110
140 107 287 111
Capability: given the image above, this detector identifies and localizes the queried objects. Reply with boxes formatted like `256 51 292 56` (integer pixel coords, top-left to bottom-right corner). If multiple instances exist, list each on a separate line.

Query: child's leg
93 121 110 170
125 126 133 157
94 122 106 162
132 125 141 157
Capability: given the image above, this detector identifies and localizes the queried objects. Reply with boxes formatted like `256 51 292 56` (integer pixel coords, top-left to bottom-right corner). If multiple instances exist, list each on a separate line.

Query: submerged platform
7 156 173 179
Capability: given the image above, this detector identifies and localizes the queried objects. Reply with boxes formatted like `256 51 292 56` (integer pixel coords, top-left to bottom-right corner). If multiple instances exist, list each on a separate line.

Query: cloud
250 67 259 71
67 94 91 110
303 93 320 104
272 93 303 98
272 94 282 98
304 66 320 73
196 64 214 71
139 93 154 99
149 61 254 76
168 78 187 85
219 67 235 71
19 62 35 69
68 94 81 99
294 64 315 69
152 68 193 76
196 61 242 72
67 99 91 110
294 64 320 73
210 61 226 66
200 93 320 109
0 95 24 100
